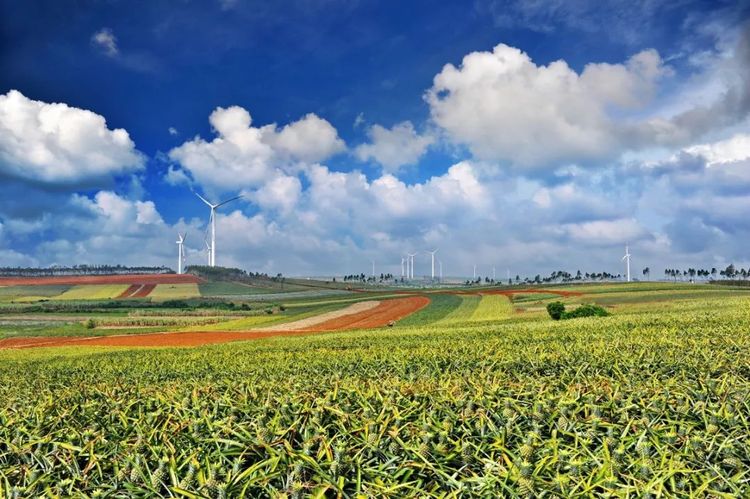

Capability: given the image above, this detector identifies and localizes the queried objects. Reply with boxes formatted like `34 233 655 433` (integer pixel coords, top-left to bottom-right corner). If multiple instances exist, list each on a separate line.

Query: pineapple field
0 282 749 496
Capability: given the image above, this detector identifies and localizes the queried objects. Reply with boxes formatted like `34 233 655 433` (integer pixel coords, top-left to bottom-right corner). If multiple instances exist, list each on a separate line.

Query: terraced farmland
54 284 131 300
148 283 201 300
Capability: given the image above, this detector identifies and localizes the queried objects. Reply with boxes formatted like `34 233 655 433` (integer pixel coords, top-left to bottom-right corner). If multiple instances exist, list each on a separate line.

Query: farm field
1 281 750 496
54 284 131 301
148 283 202 301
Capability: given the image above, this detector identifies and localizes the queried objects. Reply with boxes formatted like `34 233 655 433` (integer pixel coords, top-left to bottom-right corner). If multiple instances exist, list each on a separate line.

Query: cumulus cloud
168 106 344 193
426 43 669 167
0 90 143 186
91 28 118 57
355 121 434 172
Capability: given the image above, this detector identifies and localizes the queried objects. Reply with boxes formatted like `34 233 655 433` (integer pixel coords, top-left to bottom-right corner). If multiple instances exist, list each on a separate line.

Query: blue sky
1 0 749 277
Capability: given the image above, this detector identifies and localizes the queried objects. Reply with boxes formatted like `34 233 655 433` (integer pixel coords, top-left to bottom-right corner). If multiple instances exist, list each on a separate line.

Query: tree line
0 265 173 277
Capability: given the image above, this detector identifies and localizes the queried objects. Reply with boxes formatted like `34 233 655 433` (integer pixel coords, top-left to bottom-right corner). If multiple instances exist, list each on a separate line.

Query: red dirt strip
131 283 156 297
117 284 142 298
299 296 430 331
0 296 430 350
0 274 202 286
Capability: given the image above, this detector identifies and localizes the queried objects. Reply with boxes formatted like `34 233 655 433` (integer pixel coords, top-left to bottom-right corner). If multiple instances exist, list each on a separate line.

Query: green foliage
84 318 96 329
546 301 565 320
562 303 610 319
396 294 462 326
1 286 749 496
548 301 609 320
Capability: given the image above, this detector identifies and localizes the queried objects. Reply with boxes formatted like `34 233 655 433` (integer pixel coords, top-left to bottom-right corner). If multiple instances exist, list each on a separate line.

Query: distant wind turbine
407 252 417 279
371 260 375 278
176 233 186 274
401 257 405 278
473 264 477 280
195 192 242 267
427 249 438 280
622 244 632 282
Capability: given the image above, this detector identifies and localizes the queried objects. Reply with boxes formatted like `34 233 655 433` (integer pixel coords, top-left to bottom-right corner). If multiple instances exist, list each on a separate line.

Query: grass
149 283 201 301
435 294 481 323
53 284 131 301
2 284 750 496
395 294 462 326
469 294 513 322
198 281 280 296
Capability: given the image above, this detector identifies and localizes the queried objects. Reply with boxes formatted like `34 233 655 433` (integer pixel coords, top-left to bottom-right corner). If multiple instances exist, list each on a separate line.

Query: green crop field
198 282 280 296
1 283 750 497
149 283 201 300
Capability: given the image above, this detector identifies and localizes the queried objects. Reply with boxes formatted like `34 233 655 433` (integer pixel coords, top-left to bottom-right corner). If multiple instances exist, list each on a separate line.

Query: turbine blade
194 191 214 207
215 194 243 208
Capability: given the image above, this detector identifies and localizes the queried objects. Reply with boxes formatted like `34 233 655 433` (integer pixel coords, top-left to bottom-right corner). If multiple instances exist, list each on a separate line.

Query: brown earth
0 274 202 286
299 295 430 331
131 283 156 297
117 284 142 298
0 296 430 350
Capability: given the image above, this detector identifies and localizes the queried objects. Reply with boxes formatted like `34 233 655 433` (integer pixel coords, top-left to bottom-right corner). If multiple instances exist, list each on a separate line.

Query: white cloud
91 28 118 57
168 106 344 193
251 174 302 214
426 43 669 167
355 121 434 172
0 90 143 186
168 127 179 136
685 133 750 166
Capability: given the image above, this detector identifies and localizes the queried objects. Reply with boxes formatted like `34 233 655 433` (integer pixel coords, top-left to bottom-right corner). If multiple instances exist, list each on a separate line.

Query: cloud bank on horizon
0 0 749 277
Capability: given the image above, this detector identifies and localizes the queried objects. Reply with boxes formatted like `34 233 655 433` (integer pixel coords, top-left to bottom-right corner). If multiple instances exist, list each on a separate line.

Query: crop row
1 295 749 496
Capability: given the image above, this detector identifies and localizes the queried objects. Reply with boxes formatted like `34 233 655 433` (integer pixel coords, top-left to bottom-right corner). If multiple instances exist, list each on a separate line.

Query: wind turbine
176 233 186 274
407 252 417 279
401 257 405 278
204 240 212 266
622 244 632 282
371 260 375 278
473 264 477 280
194 192 242 267
427 249 438 280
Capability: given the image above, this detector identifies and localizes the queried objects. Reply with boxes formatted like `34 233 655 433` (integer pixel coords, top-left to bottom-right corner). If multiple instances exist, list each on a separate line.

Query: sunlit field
1 281 749 496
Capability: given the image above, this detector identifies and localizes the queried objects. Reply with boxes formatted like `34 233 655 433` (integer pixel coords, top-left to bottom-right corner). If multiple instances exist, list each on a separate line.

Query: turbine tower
622 244 632 282
401 257 405 278
427 249 438 280
473 264 477 280
176 233 186 274
408 253 417 279
371 260 375 278
195 192 242 267
204 240 212 266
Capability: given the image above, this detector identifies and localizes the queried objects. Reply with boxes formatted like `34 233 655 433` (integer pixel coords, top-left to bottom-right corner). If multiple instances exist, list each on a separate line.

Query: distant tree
643 267 650 280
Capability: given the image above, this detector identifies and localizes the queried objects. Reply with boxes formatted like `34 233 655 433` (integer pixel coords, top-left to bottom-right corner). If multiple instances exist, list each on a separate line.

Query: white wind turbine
408 253 417 279
401 257 405 279
622 244 632 282
427 249 438 280
204 240 212 266
195 192 242 267
176 233 186 274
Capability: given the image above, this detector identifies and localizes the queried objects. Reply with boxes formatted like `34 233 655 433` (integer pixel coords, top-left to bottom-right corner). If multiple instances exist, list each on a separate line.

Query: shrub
547 301 566 320
84 318 96 329
563 303 610 319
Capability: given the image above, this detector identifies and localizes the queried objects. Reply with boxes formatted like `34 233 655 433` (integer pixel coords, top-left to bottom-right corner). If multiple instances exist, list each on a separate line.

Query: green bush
547 302 610 320
547 301 566 320
84 318 96 329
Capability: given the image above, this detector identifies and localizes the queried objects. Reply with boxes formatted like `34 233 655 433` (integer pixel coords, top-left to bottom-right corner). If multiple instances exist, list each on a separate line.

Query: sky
1 0 749 279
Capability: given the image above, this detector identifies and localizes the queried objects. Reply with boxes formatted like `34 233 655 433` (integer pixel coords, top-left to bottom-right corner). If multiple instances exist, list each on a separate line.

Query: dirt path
0 296 429 350
260 300 380 331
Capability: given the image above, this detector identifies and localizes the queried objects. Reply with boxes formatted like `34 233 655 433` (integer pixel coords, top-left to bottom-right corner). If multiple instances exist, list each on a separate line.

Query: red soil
0 274 201 286
117 284 142 298
299 296 430 331
0 296 430 350
131 283 156 297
